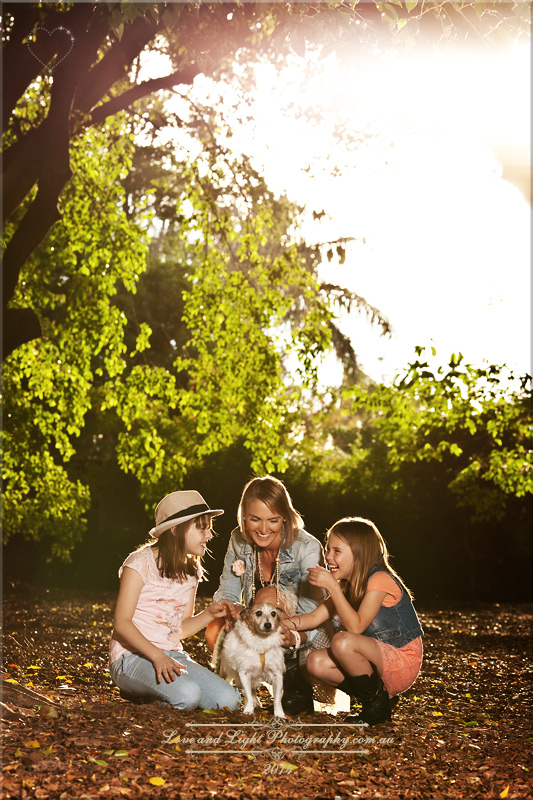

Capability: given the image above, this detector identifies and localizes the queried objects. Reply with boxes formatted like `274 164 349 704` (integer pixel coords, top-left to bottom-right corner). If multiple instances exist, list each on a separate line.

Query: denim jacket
362 566 423 648
213 527 326 643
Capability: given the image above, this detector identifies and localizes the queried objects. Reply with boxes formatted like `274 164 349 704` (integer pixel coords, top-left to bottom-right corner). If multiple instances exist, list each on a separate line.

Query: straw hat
149 491 223 538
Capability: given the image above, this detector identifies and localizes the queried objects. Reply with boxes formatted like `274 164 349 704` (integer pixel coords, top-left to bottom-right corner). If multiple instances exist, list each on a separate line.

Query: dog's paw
242 705 256 715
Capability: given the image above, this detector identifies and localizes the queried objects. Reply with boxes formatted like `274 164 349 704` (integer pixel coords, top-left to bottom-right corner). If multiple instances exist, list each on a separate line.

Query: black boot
340 663 392 726
337 676 399 719
282 653 314 715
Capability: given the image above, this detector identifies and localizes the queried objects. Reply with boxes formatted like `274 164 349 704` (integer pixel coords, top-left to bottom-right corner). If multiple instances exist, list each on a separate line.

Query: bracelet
288 616 301 630
290 631 301 651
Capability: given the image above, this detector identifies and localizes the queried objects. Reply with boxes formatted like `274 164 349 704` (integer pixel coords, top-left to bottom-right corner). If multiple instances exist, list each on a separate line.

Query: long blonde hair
142 514 213 581
326 517 412 609
237 476 303 548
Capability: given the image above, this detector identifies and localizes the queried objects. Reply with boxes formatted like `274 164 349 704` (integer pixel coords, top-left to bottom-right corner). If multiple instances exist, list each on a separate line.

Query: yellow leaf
83 662 93 667
500 787 510 798
432 711 443 716
5 678 19 684
149 777 166 786
26 741 40 748
28 665 41 670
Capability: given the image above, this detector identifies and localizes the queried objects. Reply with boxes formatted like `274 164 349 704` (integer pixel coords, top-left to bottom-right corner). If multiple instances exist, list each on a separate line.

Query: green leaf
89 756 108 766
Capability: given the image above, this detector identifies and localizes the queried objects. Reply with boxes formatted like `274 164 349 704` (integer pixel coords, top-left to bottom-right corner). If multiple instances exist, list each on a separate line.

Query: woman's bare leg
205 617 225 652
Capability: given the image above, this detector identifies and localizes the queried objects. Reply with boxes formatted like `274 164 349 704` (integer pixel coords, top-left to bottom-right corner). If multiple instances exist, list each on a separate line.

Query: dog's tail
211 627 227 676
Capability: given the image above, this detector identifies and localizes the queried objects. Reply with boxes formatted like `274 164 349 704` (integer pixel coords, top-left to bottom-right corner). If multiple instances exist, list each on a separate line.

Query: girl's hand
307 565 340 594
206 599 234 619
152 652 187 684
224 603 244 631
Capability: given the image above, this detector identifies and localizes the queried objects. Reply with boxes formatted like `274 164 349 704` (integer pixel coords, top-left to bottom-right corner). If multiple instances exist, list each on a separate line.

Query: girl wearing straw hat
109 491 241 711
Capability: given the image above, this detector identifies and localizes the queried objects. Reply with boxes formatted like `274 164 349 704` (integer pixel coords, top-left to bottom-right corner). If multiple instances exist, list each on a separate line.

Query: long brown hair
142 514 213 581
326 517 412 610
237 476 303 548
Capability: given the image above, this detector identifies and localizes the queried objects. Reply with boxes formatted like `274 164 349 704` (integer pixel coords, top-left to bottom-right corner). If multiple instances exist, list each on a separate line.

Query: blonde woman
206 476 327 714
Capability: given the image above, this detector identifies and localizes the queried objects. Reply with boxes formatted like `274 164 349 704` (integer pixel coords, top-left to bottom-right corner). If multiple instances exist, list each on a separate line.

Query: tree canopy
2 1 530 570
3 0 529 354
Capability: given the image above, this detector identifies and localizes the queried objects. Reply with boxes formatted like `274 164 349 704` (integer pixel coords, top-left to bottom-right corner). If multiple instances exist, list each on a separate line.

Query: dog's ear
240 606 253 625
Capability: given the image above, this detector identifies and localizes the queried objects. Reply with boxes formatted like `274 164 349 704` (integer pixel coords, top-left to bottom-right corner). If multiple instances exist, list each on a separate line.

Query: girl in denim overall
284 516 423 725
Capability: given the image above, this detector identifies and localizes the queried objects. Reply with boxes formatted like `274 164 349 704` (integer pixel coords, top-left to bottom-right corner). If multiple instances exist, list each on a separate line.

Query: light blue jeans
110 650 241 711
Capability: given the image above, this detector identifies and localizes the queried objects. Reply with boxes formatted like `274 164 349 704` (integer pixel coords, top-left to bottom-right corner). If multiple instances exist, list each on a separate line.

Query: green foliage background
2 1 531 600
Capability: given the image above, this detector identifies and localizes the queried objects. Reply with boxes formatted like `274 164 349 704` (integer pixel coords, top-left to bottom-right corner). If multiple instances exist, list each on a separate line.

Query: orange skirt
376 636 423 697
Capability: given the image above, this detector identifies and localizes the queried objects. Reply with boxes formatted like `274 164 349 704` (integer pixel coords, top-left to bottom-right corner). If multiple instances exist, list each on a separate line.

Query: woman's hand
279 623 298 648
152 652 187 684
307 565 340 594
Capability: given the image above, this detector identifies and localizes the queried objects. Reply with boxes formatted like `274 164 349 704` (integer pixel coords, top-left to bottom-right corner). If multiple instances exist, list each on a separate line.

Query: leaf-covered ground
1 585 532 799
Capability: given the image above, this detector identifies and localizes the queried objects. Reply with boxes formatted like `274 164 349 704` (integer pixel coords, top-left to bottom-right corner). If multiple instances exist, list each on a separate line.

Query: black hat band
158 503 210 527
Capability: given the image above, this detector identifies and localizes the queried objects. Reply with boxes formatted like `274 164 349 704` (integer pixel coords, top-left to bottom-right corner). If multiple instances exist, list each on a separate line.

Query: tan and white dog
218 602 286 717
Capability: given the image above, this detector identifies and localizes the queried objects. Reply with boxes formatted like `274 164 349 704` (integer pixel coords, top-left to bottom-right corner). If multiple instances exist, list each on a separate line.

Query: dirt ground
1 585 532 799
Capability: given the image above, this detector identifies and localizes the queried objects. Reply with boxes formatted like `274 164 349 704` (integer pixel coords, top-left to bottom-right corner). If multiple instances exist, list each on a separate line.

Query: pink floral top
109 547 197 665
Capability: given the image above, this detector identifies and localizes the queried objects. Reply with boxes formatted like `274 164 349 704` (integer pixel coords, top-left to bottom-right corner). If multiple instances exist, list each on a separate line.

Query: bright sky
237 42 531 385
144 33 531 386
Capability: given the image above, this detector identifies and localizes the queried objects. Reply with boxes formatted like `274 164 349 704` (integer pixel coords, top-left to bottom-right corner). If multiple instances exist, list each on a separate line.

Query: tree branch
74 14 161 116
2 7 113 224
2 131 72 305
2 308 43 360
2 3 97 131
88 67 200 126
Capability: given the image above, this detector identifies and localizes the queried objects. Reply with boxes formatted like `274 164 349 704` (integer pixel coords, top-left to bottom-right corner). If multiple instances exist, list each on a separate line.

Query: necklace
252 545 280 608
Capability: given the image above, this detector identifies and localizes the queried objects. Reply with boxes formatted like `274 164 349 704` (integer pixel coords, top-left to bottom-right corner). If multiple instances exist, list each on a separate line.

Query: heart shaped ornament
26 26 75 74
